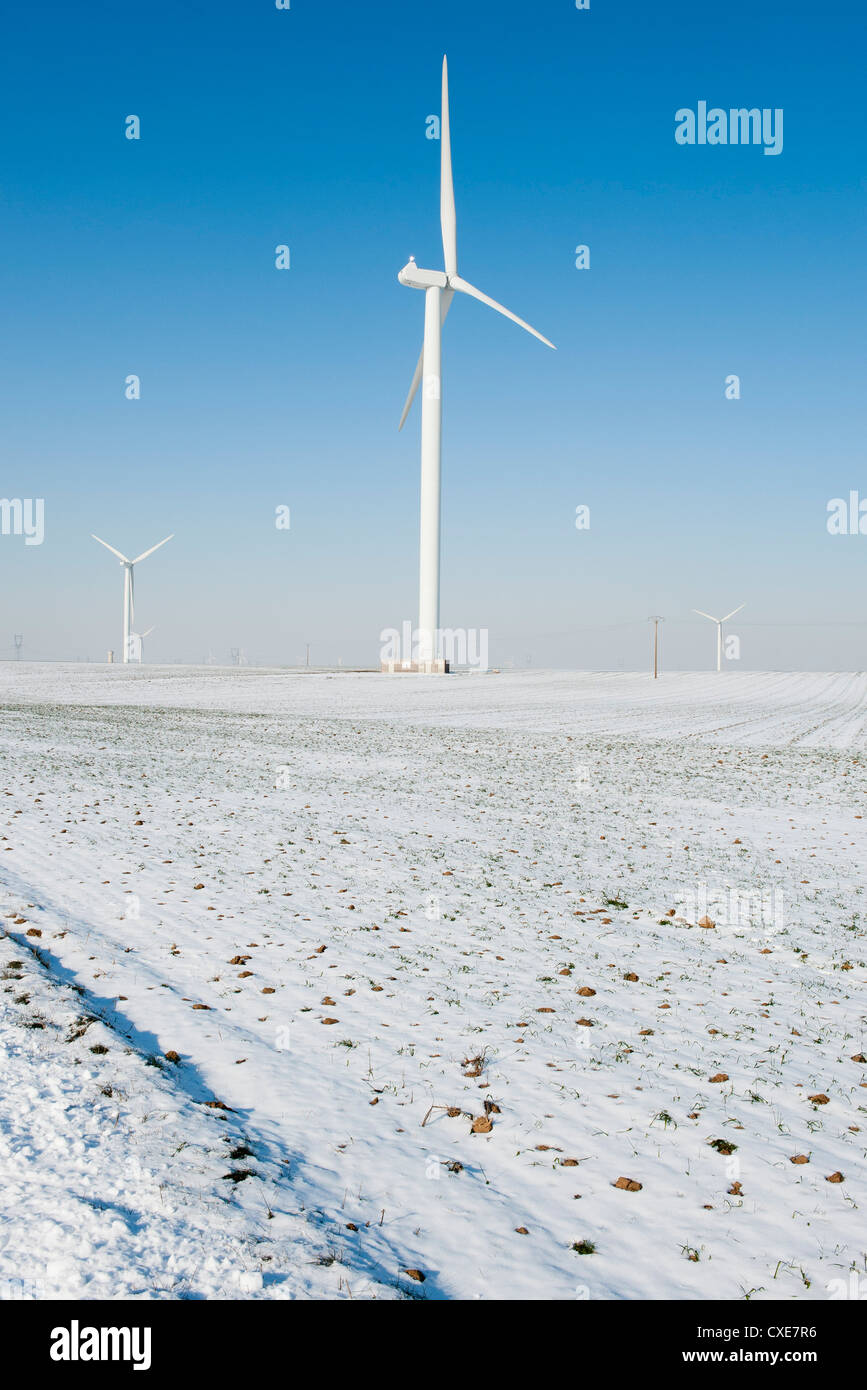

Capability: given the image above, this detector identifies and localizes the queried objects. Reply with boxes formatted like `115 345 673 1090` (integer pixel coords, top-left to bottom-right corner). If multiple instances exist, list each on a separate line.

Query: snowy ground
1 667 865 1301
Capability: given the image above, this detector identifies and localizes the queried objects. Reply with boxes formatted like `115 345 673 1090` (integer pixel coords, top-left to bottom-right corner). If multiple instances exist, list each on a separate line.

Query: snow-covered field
1 666 865 1301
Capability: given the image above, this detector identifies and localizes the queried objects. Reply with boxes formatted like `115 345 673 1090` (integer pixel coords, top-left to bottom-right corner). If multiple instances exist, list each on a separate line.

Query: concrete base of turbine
380 658 450 675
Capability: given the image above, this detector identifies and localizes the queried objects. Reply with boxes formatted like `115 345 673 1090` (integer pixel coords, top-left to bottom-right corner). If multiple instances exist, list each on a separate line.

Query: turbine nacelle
398 260 448 291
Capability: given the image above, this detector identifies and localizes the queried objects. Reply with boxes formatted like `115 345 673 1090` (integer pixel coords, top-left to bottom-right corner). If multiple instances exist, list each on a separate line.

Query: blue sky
1 0 864 668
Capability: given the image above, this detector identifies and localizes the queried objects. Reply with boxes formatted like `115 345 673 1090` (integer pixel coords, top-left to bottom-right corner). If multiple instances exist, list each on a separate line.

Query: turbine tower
92 534 173 663
397 56 555 668
693 603 745 672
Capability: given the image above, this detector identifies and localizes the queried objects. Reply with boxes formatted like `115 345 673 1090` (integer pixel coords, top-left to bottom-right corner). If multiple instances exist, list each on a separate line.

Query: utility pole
649 616 664 679
13 635 22 662
306 644 310 668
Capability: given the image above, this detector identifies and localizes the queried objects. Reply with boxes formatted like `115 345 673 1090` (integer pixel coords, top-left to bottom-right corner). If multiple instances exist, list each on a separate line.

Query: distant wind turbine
693 604 745 672
397 56 555 668
129 625 155 664
92 534 173 663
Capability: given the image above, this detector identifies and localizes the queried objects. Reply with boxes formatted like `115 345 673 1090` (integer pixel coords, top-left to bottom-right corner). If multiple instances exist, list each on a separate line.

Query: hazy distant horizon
3 655 866 676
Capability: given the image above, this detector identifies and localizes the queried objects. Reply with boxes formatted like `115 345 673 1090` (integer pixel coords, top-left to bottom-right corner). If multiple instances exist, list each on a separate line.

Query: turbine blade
131 534 174 565
692 609 719 623
721 603 745 622
449 276 555 349
91 534 130 563
398 290 454 430
398 347 424 432
440 56 457 278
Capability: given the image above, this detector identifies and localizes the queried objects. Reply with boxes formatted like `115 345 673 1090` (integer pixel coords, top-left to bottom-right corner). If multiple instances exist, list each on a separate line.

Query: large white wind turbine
693 603 745 672
92 534 173 663
397 56 555 668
